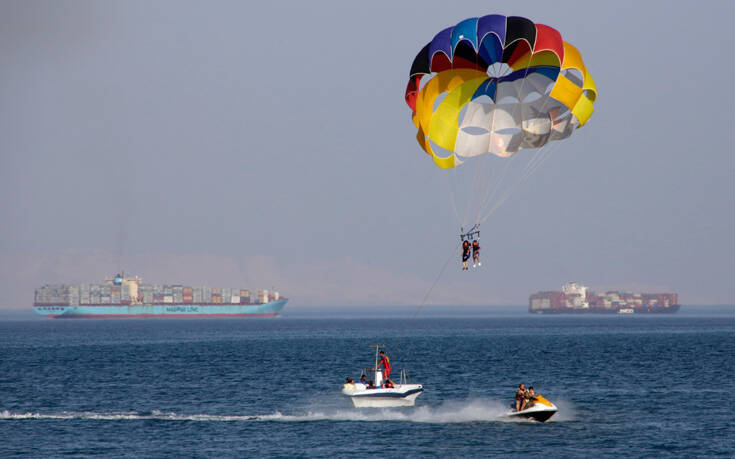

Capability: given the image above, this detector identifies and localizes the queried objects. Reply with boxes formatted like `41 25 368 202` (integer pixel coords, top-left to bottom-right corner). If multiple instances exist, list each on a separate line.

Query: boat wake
1 399 573 424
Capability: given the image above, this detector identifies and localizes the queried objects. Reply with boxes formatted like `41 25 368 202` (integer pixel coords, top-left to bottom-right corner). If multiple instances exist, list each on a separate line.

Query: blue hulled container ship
33 274 287 318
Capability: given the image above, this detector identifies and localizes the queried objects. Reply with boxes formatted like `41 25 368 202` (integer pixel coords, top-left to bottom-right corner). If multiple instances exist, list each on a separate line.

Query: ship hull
33 299 288 319
531 304 680 314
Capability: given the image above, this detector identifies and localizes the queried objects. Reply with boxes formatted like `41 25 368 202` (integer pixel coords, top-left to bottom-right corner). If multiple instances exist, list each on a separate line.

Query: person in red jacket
377 350 391 380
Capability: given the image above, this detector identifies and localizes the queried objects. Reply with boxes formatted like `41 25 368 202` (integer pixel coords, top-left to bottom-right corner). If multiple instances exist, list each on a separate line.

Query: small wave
1 399 570 424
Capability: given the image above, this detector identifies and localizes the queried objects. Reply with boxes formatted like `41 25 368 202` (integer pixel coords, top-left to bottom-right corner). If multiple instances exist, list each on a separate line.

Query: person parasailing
472 239 481 268
461 239 471 270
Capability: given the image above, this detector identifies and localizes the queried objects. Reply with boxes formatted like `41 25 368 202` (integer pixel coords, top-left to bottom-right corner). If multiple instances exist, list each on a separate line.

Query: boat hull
33 300 287 319
531 304 680 314
342 384 424 408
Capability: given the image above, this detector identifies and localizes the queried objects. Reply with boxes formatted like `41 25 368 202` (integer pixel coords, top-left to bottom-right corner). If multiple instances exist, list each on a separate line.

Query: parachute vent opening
522 92 543 103
418 72 437 93
561 68 584 87
496 127 522 135
486 62 513 78
457 105 469 128
433 92 448 112
551 107 571 121
473 95 494 105
461 126 490 135
496 95 519 105
428 138 457 164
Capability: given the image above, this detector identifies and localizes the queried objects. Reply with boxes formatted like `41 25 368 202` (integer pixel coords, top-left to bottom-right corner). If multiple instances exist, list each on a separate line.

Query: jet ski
341 346 423 408
505 394 558 422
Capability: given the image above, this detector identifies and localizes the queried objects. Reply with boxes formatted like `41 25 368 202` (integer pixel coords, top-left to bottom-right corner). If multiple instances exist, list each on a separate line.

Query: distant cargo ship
529 282 680 314
33 274 287 318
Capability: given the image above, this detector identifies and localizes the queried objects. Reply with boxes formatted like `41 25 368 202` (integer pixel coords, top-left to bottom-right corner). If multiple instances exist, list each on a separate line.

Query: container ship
33 274 287 318
529 282 680 314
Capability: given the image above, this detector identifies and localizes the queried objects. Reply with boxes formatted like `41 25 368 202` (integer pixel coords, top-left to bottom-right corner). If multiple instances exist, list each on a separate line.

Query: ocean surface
1 306 733 457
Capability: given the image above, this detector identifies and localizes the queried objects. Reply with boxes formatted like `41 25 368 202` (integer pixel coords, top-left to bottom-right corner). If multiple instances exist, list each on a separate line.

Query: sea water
0 307 733 457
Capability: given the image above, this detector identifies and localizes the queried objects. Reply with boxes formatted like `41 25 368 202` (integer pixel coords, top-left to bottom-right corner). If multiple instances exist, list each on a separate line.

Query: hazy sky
2 1 734 308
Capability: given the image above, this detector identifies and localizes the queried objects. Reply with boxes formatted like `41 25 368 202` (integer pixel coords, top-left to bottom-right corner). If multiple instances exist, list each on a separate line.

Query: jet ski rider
524 386 538 409
515 383 527 411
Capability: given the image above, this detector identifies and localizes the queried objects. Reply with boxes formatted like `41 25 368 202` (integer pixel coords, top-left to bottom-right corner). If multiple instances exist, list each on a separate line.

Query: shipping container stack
101 285 111 304
91 284 100 305
79 284 90 305
183 287 193 304
111 285 121 305
121 284 131 304
35 285 73 306
140 284 153 305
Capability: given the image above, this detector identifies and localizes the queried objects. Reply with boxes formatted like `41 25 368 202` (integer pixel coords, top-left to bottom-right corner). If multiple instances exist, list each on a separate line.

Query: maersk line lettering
165 306 200 313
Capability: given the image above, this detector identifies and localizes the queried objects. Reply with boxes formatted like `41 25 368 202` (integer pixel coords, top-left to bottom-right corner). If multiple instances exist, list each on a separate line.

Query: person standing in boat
377 350 392 379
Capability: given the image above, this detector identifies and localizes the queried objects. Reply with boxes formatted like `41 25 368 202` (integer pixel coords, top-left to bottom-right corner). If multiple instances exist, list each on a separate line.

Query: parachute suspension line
471 139 496 227
469 103 508 228
476 152 515 224
390 241 460 355
485 148 554 220
464 129 493 228
441 169 462 227
521 144 550 178
479 141 563 223
520 142 557 182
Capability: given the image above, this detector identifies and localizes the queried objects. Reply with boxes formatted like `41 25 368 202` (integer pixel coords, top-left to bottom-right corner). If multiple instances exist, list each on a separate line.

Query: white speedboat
505 394 558 422
341 346 423 408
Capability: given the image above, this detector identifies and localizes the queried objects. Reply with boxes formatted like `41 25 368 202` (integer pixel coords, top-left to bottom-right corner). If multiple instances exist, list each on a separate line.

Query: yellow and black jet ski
505 394 558 422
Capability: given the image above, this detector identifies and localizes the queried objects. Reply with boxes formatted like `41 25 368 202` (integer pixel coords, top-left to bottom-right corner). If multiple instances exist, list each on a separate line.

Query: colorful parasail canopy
405 15 597 169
